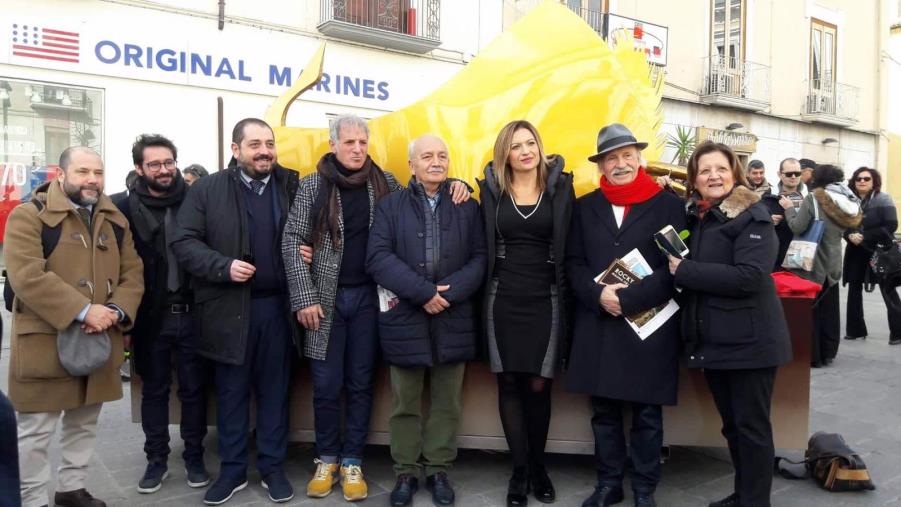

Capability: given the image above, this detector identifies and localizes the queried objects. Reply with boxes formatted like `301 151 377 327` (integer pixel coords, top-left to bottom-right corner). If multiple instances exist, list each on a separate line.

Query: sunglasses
856 176 872 182
781 172 801 177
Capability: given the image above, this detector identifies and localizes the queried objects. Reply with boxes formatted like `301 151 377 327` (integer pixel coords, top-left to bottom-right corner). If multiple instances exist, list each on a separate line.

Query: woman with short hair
843 167 900 344
668 141 792 507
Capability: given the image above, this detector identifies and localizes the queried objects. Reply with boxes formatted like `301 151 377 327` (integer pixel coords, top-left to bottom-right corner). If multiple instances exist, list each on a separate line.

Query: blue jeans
590 397 663 493
309 285 379 461
215 296 292 479
140 311 208 466
0 389 21 507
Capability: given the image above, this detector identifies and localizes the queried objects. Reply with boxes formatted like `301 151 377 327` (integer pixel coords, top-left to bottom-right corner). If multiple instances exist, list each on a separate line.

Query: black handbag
775 432 876 492
870 240 901 288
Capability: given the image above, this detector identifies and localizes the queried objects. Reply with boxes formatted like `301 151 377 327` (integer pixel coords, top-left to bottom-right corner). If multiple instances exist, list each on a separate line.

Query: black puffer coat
675 186 793 370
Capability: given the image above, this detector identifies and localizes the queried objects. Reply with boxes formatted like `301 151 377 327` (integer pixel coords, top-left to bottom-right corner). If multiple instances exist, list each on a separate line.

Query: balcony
568 6 604 34
699 56 770 112
801 80 859 126
318 0 441 54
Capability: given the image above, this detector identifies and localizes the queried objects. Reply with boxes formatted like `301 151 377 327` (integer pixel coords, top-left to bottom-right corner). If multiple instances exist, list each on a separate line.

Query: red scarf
599 167 661 216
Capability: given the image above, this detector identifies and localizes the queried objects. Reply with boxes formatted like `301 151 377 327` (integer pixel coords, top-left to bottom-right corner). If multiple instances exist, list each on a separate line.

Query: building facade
509 0 891 189
0 0 891 248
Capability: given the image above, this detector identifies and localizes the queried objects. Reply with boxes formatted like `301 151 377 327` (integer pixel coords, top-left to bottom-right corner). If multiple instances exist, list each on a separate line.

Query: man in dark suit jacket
171 118 299 505
566 124 685 507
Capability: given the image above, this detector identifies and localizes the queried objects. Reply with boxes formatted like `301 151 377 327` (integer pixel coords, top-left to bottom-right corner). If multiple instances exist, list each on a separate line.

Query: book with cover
594 249 680 340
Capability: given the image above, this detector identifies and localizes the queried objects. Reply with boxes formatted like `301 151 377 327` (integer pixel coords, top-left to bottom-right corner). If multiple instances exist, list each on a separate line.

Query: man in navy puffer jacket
366 134 487 507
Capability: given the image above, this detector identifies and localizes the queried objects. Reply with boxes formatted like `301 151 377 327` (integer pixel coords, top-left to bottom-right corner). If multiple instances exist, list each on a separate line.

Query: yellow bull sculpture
265 1 664 197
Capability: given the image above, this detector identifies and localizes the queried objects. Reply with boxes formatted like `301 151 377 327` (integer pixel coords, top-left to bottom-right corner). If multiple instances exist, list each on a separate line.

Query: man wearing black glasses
114 134 211 495
769 158 808 269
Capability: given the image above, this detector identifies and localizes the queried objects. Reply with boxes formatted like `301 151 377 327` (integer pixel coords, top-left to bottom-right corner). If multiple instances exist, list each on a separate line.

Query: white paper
620 249 679 341
377 285 399 312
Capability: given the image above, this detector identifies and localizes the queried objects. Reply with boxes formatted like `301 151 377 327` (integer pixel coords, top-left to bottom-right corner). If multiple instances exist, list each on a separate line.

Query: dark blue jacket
675 186 792 370
366 179 487 367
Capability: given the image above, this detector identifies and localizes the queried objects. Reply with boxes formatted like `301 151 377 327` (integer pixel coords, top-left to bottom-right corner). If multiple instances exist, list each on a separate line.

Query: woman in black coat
478 120 574 506
668 141 792 507
843 167 901 344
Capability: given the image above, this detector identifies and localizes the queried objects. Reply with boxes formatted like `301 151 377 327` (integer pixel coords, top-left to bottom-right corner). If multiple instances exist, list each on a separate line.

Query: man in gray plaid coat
281 115 470 502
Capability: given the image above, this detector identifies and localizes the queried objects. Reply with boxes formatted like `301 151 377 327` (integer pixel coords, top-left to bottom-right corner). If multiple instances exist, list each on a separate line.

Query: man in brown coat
4 146 144 507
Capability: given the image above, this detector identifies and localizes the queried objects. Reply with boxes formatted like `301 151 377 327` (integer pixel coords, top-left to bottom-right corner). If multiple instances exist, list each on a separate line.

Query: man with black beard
171 118 300 505
113 134 210 495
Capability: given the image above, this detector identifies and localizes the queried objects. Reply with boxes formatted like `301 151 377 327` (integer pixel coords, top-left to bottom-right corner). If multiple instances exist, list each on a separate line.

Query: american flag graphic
11 24 80 63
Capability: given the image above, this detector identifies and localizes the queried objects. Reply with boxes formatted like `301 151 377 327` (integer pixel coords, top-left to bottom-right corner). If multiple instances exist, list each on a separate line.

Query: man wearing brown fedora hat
567 123 685 507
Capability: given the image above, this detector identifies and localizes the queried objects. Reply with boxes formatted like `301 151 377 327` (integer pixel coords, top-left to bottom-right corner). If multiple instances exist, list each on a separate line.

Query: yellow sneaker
340 464 368 501
306 459 339 498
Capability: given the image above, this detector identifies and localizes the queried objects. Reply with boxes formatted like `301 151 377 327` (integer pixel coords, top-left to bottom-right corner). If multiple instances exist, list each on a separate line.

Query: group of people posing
5 113 888 507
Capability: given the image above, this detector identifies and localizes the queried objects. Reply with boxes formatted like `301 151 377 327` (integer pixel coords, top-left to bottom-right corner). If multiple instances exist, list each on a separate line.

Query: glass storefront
0 78 104 267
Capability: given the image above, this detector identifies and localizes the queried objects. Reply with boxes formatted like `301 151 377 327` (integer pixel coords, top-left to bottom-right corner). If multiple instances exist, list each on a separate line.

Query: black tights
497 372 553 469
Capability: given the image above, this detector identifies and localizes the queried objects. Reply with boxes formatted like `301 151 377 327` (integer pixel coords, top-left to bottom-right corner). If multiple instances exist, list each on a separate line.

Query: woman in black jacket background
478 120 574 506
843 166 901 344
668 142 792 507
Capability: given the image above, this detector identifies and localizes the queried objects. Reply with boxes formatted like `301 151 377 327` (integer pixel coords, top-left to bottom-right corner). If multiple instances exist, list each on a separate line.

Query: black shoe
530 465 555 503
581 485 624 507
890 338 901 345
507 467 529 506
203 476 248 505
53 489 106 507
137 461 168 494
261 470 295 503
186 461 211 488
633 491 656 507
426 471 455 505
390 474 419 507
844 335 866 340
708 493 740 507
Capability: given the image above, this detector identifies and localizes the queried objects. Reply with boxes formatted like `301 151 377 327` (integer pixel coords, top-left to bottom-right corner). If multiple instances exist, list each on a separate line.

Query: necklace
510 191 544 220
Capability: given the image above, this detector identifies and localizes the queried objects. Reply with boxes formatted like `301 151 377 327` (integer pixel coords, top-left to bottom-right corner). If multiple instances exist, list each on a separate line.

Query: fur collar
813 188 863 228
718 185 761 219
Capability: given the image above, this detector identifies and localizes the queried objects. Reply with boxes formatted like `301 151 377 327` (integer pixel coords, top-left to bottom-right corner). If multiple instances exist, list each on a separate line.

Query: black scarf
130 173 187 292
311 153 389 246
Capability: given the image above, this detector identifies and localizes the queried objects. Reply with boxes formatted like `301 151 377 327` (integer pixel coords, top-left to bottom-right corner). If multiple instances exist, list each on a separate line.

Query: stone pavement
3 287 901 506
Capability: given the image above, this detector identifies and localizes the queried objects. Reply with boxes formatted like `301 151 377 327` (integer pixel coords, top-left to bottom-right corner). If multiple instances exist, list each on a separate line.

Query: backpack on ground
2 198 123 312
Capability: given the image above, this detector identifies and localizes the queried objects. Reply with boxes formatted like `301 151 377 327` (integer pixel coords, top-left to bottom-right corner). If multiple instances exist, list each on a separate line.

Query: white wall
0 0 484 191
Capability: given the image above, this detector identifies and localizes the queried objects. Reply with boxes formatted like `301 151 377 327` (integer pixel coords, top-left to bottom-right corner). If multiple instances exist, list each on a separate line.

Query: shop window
0 78 103 265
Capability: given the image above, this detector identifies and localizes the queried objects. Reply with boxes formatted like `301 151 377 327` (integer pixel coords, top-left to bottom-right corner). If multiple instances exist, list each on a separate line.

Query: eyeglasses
781 172 801 177
856 176 872 182
144 160 177 171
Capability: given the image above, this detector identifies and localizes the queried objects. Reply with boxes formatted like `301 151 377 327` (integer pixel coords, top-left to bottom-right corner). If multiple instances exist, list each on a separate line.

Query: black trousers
590 397 662 493
846 281 901 340
0 390 21 507
141 311 208 465
812 282 841 365
704 367 777 507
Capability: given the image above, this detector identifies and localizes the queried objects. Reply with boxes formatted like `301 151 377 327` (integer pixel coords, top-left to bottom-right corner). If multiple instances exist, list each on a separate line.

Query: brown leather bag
776 432 876 492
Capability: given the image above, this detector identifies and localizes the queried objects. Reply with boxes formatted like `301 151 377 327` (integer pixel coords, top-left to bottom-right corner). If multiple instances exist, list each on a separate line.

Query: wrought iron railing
805 79 859 120
701 56 771 105
320 0 440 41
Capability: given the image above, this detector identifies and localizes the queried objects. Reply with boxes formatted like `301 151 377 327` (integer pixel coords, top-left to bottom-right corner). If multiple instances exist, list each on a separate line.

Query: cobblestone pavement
2 287 901 506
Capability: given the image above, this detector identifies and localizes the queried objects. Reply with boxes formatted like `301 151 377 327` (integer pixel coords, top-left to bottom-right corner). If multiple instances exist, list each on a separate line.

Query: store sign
0 15 452 110
697 127 758 153
603 14 668 66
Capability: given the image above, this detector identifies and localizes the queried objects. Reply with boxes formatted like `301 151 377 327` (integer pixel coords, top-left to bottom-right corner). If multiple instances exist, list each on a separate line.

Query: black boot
530 464 555 503
507 466 530 506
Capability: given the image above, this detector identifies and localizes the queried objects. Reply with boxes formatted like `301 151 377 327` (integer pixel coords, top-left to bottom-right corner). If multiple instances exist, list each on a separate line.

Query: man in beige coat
4 146 144 507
